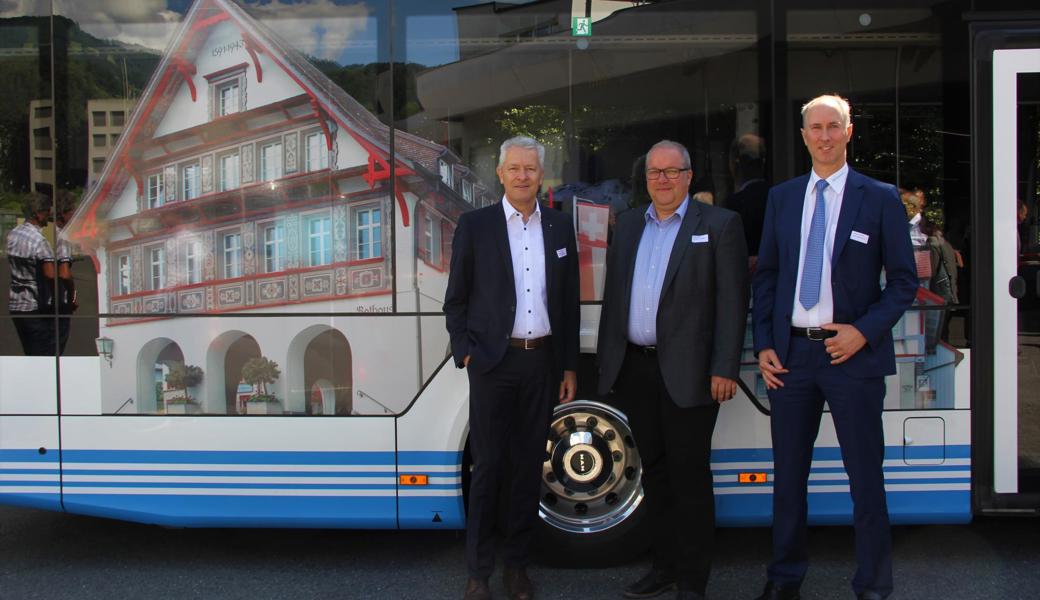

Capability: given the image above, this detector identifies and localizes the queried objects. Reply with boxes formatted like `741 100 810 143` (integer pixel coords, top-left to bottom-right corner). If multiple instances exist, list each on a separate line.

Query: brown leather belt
790 326 836 341
509 336 550 350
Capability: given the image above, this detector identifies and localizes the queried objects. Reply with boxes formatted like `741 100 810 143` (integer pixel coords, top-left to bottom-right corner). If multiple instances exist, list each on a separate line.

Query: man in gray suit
597 140 749 600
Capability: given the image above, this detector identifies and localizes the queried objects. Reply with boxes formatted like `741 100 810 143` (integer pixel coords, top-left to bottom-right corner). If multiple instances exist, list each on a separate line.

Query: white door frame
993 48 1040 494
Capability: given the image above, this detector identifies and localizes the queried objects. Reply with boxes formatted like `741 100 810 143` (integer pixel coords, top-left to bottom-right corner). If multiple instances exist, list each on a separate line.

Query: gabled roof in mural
66 0 467 245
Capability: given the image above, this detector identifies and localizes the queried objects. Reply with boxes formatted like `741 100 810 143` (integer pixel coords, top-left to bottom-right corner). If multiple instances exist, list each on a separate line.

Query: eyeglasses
645 168 691 180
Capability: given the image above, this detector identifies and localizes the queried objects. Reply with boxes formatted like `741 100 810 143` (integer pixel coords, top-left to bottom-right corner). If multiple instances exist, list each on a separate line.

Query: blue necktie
799 179 829 310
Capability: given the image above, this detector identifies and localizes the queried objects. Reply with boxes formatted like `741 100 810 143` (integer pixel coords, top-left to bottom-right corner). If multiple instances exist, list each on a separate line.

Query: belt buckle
806 327 825 341
523 338 535 350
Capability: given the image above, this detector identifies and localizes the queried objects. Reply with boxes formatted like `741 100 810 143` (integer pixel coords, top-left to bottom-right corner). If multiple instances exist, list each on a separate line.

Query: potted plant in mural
243 357 282 415
164 364 204 415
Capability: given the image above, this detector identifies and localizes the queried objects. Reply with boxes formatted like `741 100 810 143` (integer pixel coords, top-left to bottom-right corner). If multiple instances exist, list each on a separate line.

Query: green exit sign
572 17 591 37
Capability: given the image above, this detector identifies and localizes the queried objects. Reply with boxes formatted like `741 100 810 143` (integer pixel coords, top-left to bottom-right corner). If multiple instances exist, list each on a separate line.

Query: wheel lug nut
612 451 623 462
606 493 618 505
574 503 588 515
586 416 598 428
563 417 576 431
625 466 637 480
604 429 616 441
546 472 557 483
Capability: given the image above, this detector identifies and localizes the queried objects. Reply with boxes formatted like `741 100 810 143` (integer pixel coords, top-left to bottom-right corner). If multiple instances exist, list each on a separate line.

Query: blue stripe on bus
61 494 398 528
0 493 62 512
713 477 970 489
59 450 398 465
58 481 461 490
0 449 60 462
56 469 403 478
716 490 972 527
712 464 970 476
710 445 970 463
397 451 462 465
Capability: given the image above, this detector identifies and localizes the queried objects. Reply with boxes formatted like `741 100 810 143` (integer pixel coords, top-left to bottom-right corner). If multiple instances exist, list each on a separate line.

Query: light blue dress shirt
627 197 690 345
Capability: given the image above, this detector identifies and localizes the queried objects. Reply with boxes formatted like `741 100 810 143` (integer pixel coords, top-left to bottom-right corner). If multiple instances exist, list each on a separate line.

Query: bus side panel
0 418 62 512
58 416 398 528
0 357 62 512
395 354 468 530
712 410 972 526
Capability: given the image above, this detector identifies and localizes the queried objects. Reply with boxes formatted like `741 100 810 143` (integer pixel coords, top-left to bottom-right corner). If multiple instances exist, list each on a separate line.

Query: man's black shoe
753 581 801 600
623 570 677 599
463 577 491 600
503 566 534 600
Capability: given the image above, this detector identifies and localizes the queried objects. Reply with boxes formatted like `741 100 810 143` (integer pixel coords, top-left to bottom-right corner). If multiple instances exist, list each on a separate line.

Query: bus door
978 31 1040 510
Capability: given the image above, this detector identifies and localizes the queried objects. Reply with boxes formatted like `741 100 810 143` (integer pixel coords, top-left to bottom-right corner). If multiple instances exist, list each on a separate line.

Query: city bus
0 0 1037 563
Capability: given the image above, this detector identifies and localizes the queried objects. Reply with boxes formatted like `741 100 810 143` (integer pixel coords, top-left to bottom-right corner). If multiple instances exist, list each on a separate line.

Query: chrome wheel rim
539 400 643 533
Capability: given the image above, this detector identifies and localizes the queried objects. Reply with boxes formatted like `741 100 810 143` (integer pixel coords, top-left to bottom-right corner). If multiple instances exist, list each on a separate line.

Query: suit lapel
619 209 646 326
831 169 864 264
494 202 515 287
661 199 701 294
540 204 555 302
782 175 810 263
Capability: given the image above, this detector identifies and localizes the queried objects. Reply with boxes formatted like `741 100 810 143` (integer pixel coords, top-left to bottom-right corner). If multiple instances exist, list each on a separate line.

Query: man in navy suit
444 136 579 600
751 95 917 600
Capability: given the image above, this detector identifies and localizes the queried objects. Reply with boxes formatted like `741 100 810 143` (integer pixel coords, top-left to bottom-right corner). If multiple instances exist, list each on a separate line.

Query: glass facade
0 0 1026 417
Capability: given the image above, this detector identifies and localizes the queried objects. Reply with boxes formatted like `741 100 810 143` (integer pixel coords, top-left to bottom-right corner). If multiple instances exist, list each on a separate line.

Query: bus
0 0 1037 562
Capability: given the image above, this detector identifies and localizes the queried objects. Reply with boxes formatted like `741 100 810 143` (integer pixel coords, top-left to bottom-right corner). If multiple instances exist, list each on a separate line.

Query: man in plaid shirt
6 193 56 355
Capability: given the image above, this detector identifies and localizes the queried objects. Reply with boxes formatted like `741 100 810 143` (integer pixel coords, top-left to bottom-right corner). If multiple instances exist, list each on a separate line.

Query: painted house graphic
64 0 486 416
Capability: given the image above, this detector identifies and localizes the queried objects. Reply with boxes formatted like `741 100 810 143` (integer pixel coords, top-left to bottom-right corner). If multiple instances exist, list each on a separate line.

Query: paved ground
1 505 1038 599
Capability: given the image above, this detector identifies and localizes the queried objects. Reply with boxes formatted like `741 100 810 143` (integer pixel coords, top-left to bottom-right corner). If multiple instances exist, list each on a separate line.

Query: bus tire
534 400 650 567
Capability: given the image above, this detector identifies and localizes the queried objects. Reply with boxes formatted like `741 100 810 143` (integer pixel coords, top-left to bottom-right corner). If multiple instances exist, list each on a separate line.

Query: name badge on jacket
691 234 709 244
556 248 568 258
850 231 869 244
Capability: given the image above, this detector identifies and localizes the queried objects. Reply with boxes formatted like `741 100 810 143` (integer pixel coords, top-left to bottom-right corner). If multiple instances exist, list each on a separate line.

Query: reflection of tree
242 356 280 398
165 364 203 402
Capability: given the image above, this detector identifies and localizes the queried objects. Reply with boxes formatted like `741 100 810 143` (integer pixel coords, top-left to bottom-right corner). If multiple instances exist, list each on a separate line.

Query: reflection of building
28 100 55 194
64 0 482 417
87 99 135 189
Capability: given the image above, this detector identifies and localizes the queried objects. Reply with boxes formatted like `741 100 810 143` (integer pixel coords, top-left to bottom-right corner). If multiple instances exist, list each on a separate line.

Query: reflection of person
727 134 769 264
6 193 56 356
55 190 79 354
752 95 917 600
444 136 579 600
597 140 749 600
1018 199 1028 255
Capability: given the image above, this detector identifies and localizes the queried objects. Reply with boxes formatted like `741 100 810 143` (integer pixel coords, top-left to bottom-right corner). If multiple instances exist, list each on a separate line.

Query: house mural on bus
63 0 488 416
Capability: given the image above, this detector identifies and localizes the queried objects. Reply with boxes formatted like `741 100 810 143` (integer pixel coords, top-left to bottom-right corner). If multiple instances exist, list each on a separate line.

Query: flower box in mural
58 0 486 417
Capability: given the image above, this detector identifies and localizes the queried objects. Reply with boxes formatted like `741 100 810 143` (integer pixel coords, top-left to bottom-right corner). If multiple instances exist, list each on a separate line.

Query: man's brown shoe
464 577 491 600
503 566 534 600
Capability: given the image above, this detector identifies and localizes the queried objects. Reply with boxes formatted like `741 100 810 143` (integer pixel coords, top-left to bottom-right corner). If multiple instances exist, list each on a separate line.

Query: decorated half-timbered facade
65 0 486 416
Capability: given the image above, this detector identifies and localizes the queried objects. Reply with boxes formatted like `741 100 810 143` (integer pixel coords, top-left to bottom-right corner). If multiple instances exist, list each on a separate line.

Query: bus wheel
536 399 649 567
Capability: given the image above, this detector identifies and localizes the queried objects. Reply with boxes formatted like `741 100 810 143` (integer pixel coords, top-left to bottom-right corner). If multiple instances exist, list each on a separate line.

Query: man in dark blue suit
444 136 579 600
751 95 917 600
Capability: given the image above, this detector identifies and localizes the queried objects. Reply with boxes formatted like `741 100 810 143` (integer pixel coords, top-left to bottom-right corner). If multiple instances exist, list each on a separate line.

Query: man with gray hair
7 192 56 355
445 136 580 600
598 139 749 599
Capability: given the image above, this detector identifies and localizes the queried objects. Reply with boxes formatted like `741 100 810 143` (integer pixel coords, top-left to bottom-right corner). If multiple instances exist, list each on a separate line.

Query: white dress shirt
791 163 849 327
503 196 551 339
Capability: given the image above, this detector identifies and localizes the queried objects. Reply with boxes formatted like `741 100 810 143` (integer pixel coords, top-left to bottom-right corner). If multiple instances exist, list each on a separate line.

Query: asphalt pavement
0 505 1038 599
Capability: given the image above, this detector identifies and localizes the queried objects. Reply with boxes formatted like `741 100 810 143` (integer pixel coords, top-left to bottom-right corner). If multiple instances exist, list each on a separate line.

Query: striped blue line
0 450 59 462
710 445 970 463
57 469 404 478
0 469 61 475
398 451 462 465
59 481 462 490
0 481 59 487
60 450 398 465
714 477 970 489
711 464 970 476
